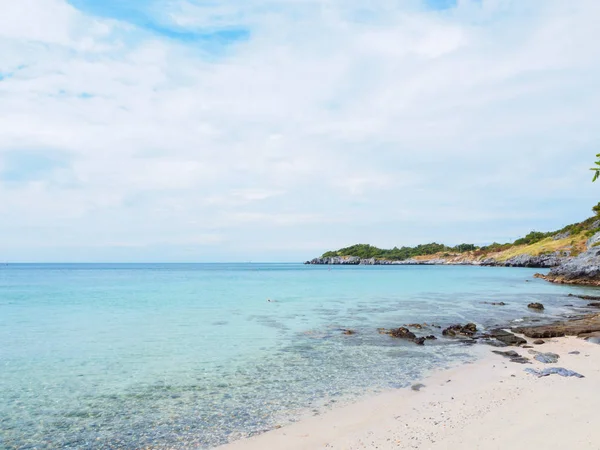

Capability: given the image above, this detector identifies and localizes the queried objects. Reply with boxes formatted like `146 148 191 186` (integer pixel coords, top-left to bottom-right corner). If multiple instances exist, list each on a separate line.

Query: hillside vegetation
320 215 600 263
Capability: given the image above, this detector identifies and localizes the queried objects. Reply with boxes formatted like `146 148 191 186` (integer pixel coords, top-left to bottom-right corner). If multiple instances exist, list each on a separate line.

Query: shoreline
217 304 600 450
217 334 600 450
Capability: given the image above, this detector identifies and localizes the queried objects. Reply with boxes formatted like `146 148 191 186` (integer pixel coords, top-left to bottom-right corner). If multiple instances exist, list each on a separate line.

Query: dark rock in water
425 335 437 340
525 367 584 378
442 323 477 337
534 352 560 364
588 303 600 308
413 337 426 346
533 339 545 345
528 302 545 310
489 329 527 346
482 301 507 306
406 323 423 329
341 329 356 335
388 327 417 340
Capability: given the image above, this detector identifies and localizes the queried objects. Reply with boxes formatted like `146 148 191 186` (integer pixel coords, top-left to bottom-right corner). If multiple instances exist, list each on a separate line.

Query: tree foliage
592 153 600 182
322 242 478 261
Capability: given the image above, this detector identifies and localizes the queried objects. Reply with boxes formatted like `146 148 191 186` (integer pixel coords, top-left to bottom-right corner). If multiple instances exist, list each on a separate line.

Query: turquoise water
0 264 593 449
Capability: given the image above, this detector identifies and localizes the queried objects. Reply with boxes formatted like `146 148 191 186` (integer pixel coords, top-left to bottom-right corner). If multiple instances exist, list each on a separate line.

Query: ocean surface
0 263 595 449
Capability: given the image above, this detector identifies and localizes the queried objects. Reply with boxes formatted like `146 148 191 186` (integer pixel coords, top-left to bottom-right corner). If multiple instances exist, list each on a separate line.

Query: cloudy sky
0 0 599 262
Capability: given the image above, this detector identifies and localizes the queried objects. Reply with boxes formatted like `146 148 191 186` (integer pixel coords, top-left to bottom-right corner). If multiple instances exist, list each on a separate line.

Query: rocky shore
305 252 566 268
220 297 600 450
536 244 600 286
307 231 600 286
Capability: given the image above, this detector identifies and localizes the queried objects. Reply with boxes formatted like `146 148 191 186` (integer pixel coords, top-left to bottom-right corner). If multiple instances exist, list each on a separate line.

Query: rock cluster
442 323 477 337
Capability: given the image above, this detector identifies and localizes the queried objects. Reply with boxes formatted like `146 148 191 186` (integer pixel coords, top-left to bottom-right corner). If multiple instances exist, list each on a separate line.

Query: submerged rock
388 327 416 340
413 337 426 346
383 327 429 345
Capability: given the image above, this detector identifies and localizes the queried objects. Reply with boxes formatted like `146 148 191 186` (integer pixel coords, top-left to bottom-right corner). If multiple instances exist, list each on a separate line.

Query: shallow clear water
0 263 595 449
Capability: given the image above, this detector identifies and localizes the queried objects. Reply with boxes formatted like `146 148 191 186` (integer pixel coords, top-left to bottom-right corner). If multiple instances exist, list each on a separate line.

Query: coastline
218 335 600 450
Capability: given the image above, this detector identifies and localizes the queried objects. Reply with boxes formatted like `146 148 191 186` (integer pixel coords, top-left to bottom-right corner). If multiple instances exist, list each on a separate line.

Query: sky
0 0 599 262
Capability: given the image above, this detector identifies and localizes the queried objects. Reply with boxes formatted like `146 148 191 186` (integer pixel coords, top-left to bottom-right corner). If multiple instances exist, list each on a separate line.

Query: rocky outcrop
515 313 600 338
502 253 565 268
527 302 544 310
538 233 600 286
307 253 567 268
442 323 477 337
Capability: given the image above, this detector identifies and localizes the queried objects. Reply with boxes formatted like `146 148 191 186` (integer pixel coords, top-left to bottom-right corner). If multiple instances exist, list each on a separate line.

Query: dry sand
218 336 600 450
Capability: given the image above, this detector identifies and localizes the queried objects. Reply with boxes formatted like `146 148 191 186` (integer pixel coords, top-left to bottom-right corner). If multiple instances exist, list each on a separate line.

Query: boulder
528 302 545 310
388 327 416 340
488 329 527 346
533 339 545 345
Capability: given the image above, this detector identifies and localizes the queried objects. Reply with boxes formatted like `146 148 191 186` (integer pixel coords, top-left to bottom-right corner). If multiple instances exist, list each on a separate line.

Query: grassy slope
321 216 598 262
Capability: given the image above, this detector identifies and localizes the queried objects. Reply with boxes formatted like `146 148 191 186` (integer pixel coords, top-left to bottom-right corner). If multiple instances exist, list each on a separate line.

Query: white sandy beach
218 336 600 450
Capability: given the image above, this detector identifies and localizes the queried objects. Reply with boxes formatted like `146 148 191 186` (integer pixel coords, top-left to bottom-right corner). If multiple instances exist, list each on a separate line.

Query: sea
0 263 595 449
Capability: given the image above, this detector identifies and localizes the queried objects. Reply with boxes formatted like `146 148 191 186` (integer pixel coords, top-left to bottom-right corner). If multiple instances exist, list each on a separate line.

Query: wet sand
218 336 600 450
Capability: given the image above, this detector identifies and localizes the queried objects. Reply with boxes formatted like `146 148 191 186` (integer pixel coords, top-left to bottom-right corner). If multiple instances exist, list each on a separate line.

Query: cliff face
537 232 600 286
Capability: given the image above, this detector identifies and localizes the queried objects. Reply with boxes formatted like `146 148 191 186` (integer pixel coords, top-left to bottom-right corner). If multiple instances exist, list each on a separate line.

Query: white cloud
0 0 599 261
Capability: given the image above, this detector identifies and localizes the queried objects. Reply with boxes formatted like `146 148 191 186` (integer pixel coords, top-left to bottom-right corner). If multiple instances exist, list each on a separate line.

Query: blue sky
0 0 599 262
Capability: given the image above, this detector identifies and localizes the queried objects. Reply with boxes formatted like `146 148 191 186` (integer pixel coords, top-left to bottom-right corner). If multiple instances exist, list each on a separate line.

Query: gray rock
553 231 571 240
544 247 600 285
587 231 600 250
534 352 560 364
503 253 564 268
489 329 527 346
525 367 584 378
